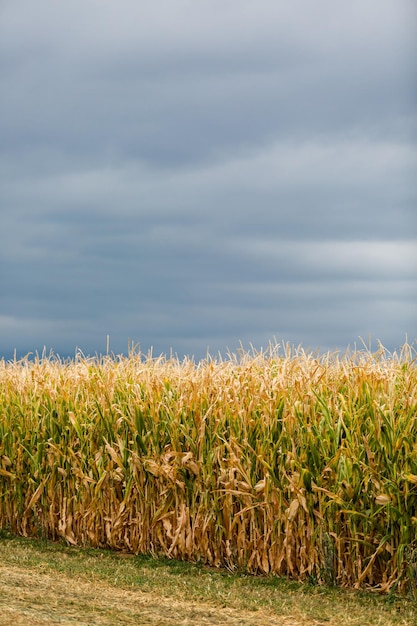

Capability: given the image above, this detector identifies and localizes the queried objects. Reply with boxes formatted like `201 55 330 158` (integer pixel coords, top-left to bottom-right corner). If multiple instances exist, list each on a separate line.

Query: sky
1 0 416 362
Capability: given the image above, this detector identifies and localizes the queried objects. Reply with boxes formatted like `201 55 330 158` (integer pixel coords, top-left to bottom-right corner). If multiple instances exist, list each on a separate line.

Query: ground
0 535 415 626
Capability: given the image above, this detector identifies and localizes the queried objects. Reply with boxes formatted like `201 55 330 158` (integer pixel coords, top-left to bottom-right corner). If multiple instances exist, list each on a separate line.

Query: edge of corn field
0 529 416 626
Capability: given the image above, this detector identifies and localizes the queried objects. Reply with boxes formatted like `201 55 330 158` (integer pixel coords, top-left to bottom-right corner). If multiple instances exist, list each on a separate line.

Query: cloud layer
1 0 416 360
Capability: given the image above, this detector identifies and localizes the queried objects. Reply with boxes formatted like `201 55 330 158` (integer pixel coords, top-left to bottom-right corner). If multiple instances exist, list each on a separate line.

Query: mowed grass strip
0 341 417 592
0 533 416 626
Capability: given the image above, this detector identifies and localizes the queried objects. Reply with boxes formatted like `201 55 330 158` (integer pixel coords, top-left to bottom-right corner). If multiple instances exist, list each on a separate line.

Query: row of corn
0 342 416 592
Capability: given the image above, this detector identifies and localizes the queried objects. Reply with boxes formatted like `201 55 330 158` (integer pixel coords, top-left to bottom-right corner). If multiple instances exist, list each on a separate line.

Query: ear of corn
0 342 416 592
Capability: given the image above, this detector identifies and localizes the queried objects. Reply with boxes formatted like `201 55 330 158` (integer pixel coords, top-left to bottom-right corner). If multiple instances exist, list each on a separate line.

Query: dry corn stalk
0 341 416 592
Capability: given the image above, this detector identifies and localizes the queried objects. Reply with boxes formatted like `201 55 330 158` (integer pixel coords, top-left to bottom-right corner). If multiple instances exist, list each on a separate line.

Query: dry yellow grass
1 341 416 593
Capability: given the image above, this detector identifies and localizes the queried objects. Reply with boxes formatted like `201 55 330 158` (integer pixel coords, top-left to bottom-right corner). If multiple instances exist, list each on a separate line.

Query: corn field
1 342 416 593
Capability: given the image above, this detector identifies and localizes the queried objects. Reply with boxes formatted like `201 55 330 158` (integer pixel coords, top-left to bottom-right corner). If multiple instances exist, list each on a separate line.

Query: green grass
0 531 416 625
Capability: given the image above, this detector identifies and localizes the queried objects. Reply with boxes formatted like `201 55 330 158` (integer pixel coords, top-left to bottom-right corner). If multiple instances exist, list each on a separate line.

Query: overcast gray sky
1 0 416 361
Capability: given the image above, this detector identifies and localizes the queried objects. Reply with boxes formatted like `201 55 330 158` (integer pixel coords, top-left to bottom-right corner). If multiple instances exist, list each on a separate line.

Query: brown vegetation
1 341 416 593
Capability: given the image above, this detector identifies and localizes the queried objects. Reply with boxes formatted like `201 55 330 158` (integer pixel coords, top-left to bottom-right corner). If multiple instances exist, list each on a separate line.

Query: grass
0 530 416 625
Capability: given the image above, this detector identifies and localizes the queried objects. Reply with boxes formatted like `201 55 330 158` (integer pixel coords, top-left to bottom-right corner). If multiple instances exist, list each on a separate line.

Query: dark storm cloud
1 1 415 167
0 0 416 360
